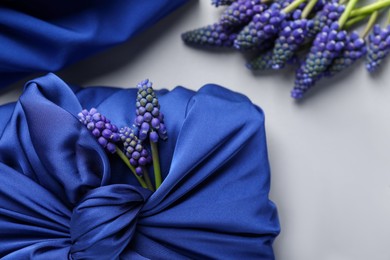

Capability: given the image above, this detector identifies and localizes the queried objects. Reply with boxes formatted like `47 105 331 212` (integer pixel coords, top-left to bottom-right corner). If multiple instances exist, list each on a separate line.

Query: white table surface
1 1 389 259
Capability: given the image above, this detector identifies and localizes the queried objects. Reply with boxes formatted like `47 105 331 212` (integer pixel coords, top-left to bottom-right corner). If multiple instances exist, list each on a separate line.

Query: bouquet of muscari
182 0 390 99
0 73 279 259
78 80 167 192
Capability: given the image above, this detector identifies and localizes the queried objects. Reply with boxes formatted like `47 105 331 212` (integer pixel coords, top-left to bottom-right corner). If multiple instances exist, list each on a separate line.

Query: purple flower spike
119 126 152 176
220 0 266 28
135 79 168 142
78 108 120 153
212 0 236 7
182 23 238 48
325 31 366 77
366 24 390 73
272 10 309 69
234 2 288 50
292 22 347 99
307 1 345 39
246 50 275 70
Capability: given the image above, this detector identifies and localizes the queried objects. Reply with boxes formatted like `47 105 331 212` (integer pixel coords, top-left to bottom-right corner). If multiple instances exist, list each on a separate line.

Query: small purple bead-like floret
366 24 390 73
78 108 120 153
135 79 168 142
119 126 152 176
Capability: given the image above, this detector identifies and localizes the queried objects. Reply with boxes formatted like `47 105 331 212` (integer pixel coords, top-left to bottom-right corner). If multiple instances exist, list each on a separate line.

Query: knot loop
69 184 151 259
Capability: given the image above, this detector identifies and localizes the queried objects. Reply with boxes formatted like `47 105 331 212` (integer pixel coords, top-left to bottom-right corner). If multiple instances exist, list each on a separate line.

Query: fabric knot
69 184 152 259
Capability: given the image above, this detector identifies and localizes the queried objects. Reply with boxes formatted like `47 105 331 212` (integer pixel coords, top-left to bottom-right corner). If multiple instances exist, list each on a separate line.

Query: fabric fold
70 185 152 259
0 0 190 88
0 73 279 259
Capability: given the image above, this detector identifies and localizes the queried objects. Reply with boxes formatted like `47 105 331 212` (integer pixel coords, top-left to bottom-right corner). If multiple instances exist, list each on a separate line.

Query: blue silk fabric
0 0 189 88
0 73 280 259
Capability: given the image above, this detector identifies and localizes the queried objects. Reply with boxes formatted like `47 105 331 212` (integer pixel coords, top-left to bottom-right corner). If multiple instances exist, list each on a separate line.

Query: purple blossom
119 126 152 176
246 50 274 70
325 31 366 77
182 23 237 48
135 79 167 143
271 10 310 69
78 108 120 153
307 1 345 39
291 22 347 99
234 2 287 50
220 0 267 28
291 68 311 99
366 24 390 73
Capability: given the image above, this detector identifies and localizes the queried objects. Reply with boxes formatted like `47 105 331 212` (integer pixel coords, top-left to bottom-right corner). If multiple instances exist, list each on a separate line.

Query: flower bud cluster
135 79 168 143
246 50 274 70
119 126 152 176
220 0 266 28
234 2 287 50
78 108 120 153
292 22 347 99
181 23 237 48
325 31 366 77
272 10 310 69
366 24 390 73
307 1 345 38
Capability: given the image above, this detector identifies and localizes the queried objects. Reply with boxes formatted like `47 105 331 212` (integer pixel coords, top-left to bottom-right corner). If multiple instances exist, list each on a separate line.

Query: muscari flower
220 0 267 28
135 79 167 143
291 22 347 99
212 0 236 7
234 1 288 50
366 24 390 73
181 23 238 48
271 9 310 69
311 0 327 12
78 108 120 153
307 1 345 39
246 50 274 70
245 37 280 70
325 31 366 77
119 126 152 176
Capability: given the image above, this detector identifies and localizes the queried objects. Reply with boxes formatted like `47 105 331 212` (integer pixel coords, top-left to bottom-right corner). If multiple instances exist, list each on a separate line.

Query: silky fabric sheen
0 73 280 259
0 0 189 88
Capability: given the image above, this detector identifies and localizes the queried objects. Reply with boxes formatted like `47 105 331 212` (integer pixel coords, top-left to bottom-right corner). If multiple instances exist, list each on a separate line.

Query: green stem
339 0 360 29
282 0 307 13
361 9 379 38
116 147 148 189
387 9 390 23
344 13 369 28
340 0 349 4
142 168 155 191
350 0 390 17
150 141 162 189
302 0 318 19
